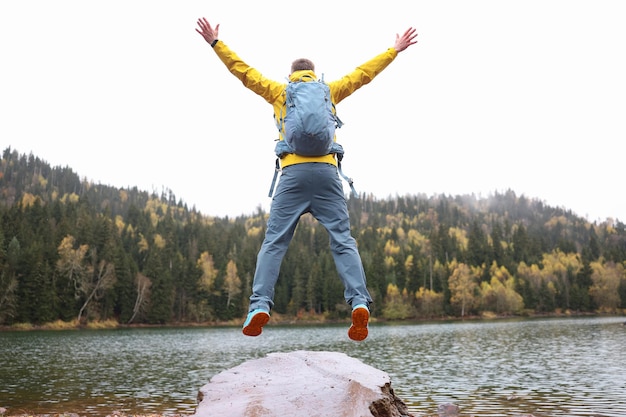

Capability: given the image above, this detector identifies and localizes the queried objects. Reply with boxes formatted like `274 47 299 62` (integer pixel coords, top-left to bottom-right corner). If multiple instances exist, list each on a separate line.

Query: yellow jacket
212 40 398 168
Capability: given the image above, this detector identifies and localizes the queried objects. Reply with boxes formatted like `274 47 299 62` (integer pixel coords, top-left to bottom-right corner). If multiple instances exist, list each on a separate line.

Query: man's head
290 58 315 74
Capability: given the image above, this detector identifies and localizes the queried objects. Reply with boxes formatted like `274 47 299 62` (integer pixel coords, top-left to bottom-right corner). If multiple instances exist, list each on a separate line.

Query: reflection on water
1 316 625 416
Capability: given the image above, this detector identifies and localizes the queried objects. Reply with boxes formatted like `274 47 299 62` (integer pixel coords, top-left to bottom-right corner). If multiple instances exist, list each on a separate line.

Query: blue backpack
278 75 341 156
269 75 357 197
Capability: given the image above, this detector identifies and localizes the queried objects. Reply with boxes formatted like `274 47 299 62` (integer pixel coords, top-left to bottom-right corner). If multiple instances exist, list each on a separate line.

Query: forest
1 147 625 327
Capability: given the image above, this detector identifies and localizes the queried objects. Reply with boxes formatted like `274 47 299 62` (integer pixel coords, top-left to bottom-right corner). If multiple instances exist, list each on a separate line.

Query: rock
437 402 460 416
193 350 415 417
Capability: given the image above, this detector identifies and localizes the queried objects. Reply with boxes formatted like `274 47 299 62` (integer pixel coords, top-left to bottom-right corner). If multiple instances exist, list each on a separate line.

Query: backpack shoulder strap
274 77 292 140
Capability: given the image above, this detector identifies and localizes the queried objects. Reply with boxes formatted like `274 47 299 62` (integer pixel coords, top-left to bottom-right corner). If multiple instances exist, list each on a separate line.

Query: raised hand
196 18 220 45
394 27 418 52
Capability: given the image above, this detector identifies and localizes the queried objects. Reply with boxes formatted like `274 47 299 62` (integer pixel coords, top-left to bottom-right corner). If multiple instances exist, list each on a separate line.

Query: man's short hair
291 58 315 73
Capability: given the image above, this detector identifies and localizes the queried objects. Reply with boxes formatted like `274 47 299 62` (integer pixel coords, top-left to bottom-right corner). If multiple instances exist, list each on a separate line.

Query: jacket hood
289 70 317 82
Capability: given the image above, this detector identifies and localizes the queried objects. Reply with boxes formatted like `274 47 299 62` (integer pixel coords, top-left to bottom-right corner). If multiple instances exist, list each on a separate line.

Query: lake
1 316 625 416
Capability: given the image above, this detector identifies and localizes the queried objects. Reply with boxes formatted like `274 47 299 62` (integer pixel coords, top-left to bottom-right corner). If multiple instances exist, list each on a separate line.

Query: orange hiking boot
348 304 369 341
242 309 270 337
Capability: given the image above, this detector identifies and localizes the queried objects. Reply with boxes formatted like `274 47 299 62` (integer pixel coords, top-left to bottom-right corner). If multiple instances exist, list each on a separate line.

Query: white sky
1 1 624 222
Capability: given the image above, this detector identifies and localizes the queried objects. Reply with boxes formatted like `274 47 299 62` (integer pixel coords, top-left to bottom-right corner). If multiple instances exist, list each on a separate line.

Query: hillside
1 147 625 326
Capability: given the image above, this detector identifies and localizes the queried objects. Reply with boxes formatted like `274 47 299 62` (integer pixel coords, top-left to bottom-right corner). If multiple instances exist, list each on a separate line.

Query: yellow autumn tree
448 261 478 317
384 239 401 256
517 261 557 311
589 260 623 312
153 234 166 249
21 192 38 207
382 283 414 320
57 235 89 289
415 287 444 318
479 262 524 314
541 250 582 308
77 257 116 322
223 259 242 308
197 251 219 295
58 236 116 323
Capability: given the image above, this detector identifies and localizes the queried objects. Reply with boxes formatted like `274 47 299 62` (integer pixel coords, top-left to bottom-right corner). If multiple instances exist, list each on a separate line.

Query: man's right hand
196 18 220 45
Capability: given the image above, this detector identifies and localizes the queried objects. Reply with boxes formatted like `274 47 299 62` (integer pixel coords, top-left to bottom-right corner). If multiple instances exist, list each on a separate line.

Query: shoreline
1 310 617 333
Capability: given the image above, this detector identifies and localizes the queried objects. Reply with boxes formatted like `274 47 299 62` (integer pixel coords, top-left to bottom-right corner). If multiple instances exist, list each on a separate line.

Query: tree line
1 147 625 326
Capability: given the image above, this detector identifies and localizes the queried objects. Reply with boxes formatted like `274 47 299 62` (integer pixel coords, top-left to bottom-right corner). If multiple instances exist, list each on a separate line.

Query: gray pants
249 162 372 312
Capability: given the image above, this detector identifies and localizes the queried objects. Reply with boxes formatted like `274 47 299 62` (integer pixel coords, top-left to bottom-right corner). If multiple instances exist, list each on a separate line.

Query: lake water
1 316 625 416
